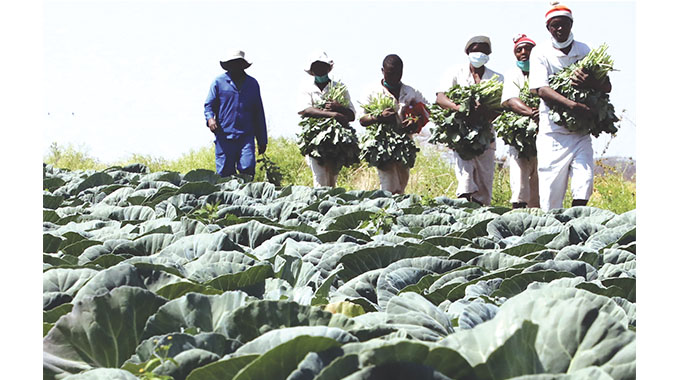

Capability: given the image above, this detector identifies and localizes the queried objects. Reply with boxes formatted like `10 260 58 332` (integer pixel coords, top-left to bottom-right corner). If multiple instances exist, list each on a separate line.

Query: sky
43 0 636 162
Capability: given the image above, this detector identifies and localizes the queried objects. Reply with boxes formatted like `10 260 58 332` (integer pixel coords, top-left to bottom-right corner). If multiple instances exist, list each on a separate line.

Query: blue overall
204 71 268 177
214 133 256 176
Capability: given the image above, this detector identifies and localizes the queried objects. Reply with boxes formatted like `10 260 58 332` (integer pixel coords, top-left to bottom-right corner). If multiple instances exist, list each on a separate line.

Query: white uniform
360 82 429 194
501 65 539 207
297 79 356 188
529 40 593 211
438 64 504 206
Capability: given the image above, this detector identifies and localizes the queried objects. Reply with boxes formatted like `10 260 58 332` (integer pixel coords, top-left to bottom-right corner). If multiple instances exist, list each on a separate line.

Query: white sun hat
304 51 334 74
220 50 252 70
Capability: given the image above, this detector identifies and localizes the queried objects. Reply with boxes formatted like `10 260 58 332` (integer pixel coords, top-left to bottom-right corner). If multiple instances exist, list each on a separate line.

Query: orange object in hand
403 102 429 133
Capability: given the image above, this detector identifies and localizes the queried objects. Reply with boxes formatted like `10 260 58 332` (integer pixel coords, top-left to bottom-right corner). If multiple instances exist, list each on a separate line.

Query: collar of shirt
460 64 501 85
223 71 251 90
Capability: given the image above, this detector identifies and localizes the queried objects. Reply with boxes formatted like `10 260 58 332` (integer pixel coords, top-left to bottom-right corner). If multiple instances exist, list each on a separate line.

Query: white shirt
297 78 356 116
359 81 429 126
501 65 529 104
438 64 504 92
529 40 591 134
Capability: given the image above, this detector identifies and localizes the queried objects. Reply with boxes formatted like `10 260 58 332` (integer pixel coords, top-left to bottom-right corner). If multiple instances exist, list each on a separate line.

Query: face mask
382 80 401 90
314 74 330 84
468 52 489 68
551 32 574 49
516 60 530 72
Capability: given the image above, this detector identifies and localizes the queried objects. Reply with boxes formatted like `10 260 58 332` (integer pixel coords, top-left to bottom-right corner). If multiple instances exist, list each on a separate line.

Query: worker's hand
258 143 267 155
570 68 598 90
447 103 461 112
530 108 540 123
472 99 482 111
207 118 218 132
568 100 593 118
333 112 349 127
402 118 417 134
324 100 343 112
470 102 489 121
379 108 397 123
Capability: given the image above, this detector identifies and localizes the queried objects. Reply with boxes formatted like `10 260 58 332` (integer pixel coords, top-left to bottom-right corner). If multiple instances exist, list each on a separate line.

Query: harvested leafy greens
494 80 539 159
297 82 361 169
429 76 503 160
547 43 619 136
359 93 419 169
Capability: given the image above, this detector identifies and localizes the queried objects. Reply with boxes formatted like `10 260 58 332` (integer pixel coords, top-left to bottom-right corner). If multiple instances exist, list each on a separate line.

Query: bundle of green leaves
256 153 284 187
494 80 539 159
428 76 504 160
548 43 619 136
359 93 419 169
297 82 361 169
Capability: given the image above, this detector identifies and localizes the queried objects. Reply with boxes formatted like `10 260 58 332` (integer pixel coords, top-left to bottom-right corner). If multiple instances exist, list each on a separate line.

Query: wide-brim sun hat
464 35 492 54
304 51 334 74
220 50 252 70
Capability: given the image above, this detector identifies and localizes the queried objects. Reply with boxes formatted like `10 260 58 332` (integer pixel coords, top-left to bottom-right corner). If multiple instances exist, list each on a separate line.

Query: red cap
545 2 572 24
513 34 536 49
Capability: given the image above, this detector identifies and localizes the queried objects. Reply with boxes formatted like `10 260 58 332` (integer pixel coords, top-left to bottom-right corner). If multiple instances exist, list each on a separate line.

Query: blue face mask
516 60 530 72
314 75 330 84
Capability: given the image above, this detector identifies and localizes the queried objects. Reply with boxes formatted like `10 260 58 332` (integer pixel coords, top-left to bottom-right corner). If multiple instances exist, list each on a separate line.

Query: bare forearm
435 92 460 111
502 98 534 117
359 115 376 127
536 86 576 109
299 107 336 119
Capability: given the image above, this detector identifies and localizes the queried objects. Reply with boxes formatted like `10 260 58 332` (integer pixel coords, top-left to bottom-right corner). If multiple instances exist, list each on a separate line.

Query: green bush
44 137 635 213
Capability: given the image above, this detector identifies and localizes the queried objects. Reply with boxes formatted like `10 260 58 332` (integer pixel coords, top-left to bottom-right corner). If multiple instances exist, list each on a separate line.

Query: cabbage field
43 163 636 380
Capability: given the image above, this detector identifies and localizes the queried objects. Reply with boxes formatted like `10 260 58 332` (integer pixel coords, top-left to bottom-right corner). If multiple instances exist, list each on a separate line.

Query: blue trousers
214 134 256 177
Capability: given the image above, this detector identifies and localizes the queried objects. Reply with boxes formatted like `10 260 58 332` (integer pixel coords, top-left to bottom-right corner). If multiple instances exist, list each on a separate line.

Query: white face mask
551 32 574 49
468 52 490 68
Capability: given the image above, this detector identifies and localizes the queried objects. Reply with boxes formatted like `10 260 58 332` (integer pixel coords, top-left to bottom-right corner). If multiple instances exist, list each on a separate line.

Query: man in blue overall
204 50 268 178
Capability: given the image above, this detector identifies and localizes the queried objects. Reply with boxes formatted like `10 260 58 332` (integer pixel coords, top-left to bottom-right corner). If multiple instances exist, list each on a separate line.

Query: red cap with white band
513 34 536 49
545 2 573 24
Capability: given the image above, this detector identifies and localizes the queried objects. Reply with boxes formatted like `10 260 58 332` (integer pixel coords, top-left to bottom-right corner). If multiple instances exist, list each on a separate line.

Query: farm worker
529 2 612 210
297 51 357 188
359 54 429 194
435 35 504 206
204 50 268 178
500 34 540 208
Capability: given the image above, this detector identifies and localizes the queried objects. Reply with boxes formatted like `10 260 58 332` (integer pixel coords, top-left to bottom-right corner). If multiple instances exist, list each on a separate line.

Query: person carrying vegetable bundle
297 51 358 188
499 34 540 209
204 50 268 178
529 2 612 210
359 54 429 194
435 36 504 206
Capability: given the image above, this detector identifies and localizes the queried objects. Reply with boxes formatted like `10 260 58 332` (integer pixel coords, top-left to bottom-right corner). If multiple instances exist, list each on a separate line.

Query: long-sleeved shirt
204 72 267 146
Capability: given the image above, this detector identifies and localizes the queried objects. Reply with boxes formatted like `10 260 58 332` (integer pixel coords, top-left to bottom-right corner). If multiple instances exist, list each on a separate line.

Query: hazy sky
43 0 636 162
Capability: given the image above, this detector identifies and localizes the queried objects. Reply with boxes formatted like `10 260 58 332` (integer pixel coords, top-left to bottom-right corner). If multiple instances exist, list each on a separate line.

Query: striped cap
545 2 572 24
513 34 536 49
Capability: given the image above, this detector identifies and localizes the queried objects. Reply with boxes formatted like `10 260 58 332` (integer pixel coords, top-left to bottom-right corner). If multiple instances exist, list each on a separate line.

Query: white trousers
536 132 594 211
306 156 339 188
452 141 496 206
507 147 540 207
377 161 410 194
